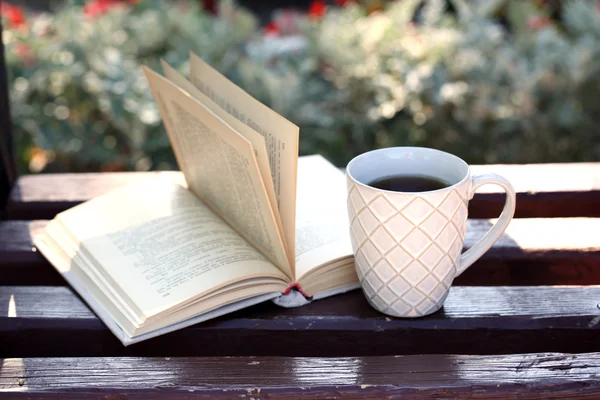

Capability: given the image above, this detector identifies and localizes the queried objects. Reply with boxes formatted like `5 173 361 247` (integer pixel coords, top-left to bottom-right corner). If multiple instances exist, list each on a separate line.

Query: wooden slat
469 163 600 218
6 171 179 220
1 353 600 399
1 286 599 357
0 221 64 285
6 163 600 219
2 218 599 286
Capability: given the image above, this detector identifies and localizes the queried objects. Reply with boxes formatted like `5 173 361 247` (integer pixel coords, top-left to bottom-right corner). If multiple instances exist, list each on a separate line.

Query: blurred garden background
2 0 600 174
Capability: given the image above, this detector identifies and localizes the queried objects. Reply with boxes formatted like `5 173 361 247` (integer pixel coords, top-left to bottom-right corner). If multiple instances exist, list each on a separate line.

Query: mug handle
456 173 517 277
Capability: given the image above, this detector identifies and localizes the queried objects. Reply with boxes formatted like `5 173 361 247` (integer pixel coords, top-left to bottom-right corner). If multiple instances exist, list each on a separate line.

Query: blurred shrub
3 0 600 173
4 0 257 172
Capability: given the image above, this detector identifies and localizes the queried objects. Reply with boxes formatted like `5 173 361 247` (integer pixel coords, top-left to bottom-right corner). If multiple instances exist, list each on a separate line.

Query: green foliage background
4 0 600 173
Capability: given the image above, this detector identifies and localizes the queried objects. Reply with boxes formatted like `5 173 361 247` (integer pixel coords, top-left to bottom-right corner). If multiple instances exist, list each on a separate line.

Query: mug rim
346 146 470 195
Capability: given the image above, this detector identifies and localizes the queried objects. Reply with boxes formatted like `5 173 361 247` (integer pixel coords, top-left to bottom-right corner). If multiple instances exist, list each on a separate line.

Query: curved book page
159 60 286 254
189 52 299 271
143 67 291 277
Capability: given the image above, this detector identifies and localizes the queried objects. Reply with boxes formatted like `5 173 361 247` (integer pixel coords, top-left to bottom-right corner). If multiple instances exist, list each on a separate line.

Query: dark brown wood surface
3 165 600 398
7 163 600 219
2 218 599 286
0 220 63 285
2 352 600 399
1 285 599 357
6 171 179 220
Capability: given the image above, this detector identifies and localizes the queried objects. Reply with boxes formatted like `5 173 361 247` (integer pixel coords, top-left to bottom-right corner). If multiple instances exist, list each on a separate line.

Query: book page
159 60 286 251
189 52 299 268
143 67 291 276
294 155 354 280
55 178 290 318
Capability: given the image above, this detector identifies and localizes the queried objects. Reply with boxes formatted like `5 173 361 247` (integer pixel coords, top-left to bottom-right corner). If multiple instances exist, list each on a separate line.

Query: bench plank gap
1 285 598 357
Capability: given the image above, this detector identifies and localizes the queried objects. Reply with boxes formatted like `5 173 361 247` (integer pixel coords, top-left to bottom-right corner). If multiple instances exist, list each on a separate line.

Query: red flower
528 16 551 30
83 0 133 18
308 0 326 20
335 0 351 6
264 21 280 36
1 2 26 28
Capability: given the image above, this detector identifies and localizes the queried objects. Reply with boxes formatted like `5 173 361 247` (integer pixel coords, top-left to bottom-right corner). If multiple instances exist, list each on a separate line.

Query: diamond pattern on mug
437 190 463 219
391 298 411 315
423 189 451 208
383 192 413 212
452 204 468 230
418 273 440 295
355 249 369 275
361 279 375 298
371 295 388 313
385 213 414 242
361 240 381 267
443 268 455 288
354 183 379 204
388 276 411 297
419 210 449 240
408 309 421 317
377 286 396 304
403 288 425 307
369 196 398 222
365 269 384 291
356 208 379 235
373 259 396 283
419 244 445 270
356 266 364 281
346 178 470 318
402 197 435 225
431 282 448 300
401 261 430 286
348 186 366 214
436 223 459 253
432 255 455 281
401 229 431 257
351 220 368 248
456 183 469 200
416 298 437 315
347 198 354 217
370 226 396 254
387 246 412 271
450 236 464 261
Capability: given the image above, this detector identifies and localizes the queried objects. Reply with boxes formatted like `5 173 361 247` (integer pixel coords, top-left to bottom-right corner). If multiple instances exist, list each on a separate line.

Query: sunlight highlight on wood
7 294 16 318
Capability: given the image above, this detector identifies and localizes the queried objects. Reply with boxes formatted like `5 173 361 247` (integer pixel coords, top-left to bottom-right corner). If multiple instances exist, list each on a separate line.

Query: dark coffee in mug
367 175 450 192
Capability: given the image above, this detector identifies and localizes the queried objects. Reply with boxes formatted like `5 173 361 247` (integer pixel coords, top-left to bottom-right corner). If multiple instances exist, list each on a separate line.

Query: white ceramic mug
346 147 516 318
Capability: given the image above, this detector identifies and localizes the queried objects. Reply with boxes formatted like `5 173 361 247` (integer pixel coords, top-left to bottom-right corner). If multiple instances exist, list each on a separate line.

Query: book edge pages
122 292 281 345
34 231 281 345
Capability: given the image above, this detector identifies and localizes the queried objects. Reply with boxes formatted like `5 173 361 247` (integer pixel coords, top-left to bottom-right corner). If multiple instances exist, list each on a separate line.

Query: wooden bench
1 163 600 398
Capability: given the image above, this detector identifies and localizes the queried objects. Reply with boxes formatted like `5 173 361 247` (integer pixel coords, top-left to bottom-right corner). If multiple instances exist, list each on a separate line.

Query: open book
34 53 359 345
